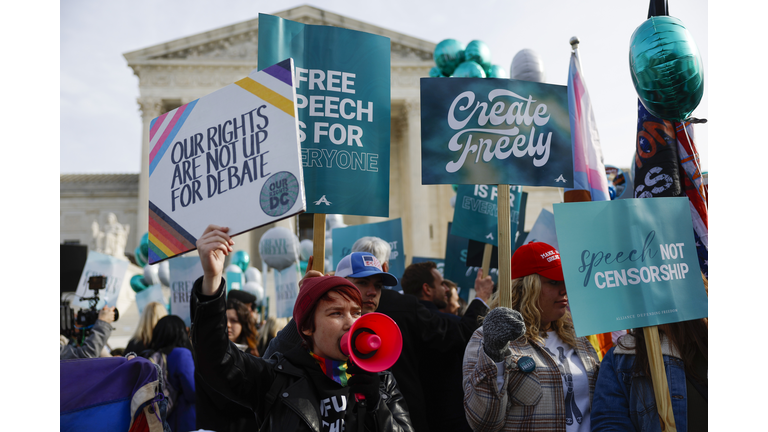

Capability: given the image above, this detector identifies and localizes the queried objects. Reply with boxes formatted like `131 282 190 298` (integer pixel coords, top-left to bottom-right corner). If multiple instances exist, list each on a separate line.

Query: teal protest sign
421 77 572 187
553 198 708 337
451 184 523 246
331 219 405 289
443 223 498 301
259 14 391 217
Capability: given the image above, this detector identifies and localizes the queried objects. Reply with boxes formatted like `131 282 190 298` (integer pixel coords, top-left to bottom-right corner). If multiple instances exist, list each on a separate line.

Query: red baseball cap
510 242 564 281
293 276 361 334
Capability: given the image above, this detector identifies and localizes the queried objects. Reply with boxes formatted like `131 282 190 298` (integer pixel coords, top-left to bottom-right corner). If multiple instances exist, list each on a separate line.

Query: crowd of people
60 225 708 432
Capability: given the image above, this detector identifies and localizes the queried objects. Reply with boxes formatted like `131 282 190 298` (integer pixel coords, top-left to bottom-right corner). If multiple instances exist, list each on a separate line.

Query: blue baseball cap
335 252 398 286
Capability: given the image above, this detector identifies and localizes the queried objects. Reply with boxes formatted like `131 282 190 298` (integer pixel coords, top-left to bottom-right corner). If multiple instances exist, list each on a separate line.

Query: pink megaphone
340 312 403 372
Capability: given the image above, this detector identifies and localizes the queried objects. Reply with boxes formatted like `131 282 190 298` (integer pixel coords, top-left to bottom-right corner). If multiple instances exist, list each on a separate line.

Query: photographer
60 305 116 359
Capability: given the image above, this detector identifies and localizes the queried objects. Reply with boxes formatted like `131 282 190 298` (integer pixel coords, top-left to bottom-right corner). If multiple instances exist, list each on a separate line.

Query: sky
60 0 709 175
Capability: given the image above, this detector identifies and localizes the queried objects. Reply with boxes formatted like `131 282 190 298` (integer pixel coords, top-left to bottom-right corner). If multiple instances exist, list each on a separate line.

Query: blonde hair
487 274 577 349
131 302 167 347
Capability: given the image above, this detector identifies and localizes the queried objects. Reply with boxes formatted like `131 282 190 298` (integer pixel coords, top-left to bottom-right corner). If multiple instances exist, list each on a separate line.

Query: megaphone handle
354 393 367 432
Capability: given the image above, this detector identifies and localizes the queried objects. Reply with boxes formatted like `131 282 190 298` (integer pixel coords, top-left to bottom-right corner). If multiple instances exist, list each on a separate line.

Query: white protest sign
169 256 204 327
148 58 305 264
75 251 129 308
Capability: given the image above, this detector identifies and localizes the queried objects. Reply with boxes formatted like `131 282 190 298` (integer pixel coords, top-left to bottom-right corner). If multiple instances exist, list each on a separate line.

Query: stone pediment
123 5 435 66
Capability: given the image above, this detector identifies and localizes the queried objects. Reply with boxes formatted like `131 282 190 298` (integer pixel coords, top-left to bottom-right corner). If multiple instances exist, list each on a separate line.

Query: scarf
309 350 351 387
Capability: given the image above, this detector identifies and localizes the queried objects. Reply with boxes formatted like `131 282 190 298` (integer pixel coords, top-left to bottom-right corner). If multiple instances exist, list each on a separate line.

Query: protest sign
226 271 244 295
168 257 203 327
451 184 523 246
554 197 708 337
258 13 391 217
421 77 572 187
275 265 300 318
75 251 129 307
135 284 166 318
443 223 498 301
331 219 405 290
523 208 559 250
147 58 305 264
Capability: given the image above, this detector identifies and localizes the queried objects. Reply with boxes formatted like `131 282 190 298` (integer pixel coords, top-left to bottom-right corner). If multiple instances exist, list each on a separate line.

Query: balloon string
680 123 707 208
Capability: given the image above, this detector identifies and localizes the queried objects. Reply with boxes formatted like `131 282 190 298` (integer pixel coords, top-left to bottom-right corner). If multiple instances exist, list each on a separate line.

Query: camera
61 276 119 345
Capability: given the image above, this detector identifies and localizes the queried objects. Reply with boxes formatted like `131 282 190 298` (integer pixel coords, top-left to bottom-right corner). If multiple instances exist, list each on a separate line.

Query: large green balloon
451 61 486 78
429 66 444 77
434 39 465 76
629 16 704 121
232 250 250 273
464 40 492 72
486 64 508 78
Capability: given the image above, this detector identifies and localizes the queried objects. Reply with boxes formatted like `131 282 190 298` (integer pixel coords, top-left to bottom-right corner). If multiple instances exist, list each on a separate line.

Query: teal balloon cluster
432 38 508 78
135 232 149 267
629 16 704 121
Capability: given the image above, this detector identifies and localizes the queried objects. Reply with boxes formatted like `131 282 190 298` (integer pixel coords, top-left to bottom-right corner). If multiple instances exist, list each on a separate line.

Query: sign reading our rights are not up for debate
554 197 708 337
147 59 306 264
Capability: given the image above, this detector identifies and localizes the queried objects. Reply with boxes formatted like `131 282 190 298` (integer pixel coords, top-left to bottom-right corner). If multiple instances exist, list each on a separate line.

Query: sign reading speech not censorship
553 197 708 337
421 77 572 187
258 13 391 217
147 59 305 264
451 184 523 246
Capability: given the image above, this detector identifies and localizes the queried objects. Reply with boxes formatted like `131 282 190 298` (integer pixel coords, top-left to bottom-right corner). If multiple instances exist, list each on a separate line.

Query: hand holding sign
482 307 525 362
196 225 234 295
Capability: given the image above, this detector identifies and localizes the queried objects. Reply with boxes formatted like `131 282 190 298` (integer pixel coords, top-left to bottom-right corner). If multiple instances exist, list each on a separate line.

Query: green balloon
130 274 149 293
434 39 465 77
629 16 704 121
429 66 444 77
464 40 492 72
232 250 250 273
134 246 147 267
451 61 486 78
486 64 508 78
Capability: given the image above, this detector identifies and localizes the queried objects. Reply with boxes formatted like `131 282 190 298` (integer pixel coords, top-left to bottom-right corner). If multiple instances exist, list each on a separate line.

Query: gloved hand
347 361 381 409
482 307 526 362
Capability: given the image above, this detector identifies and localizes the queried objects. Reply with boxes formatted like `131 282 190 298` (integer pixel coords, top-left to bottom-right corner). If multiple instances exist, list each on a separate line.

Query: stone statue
102 213 130 259
91 220 105 252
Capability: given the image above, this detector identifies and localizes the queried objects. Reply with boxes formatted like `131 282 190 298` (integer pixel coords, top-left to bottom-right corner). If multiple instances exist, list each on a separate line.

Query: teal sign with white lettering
553 198 708 337
331 219 405 291
421 77 572 187
451 184 523 246
258 13 391 217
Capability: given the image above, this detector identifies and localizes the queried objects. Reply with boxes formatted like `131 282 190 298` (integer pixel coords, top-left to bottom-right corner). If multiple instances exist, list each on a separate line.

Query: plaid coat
462 327 600 432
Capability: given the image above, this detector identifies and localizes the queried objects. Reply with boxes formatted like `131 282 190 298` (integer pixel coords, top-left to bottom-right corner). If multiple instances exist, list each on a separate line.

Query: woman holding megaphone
191 225 414 432
462 242 600 432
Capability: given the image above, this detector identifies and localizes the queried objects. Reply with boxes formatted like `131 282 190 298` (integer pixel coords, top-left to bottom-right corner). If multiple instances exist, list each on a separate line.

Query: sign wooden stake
481 243 493 280
497 184 512 308
643 325 677 432
312 213 327 273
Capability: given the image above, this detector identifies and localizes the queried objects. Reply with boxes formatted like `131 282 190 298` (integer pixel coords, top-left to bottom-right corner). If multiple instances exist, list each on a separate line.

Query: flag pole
497 184 512 308
312 213 326 273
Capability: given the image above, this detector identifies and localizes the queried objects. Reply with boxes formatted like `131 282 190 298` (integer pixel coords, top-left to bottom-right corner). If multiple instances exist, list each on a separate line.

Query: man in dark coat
398 261 493 432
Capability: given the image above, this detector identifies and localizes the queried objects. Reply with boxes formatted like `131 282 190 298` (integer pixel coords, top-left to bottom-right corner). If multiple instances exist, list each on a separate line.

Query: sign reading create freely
554 197 708 337
451 184 523 246
421 77 573 187
258 13 391 217
169 256 204 327
147 59 305 264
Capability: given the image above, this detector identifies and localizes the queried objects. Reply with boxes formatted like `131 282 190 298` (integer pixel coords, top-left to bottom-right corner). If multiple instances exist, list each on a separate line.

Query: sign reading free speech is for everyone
421 77 572 187
147 59 305 264
258 14 391 217
451 184 523 247
554 197 708 337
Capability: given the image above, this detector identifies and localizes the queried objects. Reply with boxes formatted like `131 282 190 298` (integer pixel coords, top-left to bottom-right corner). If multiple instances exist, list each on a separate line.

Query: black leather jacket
191 277 414 432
